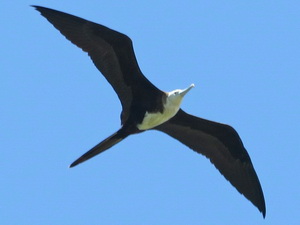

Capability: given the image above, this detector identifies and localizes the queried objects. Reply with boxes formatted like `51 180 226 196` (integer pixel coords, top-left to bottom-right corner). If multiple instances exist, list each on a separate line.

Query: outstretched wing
155 109 266 217
33 6 163 123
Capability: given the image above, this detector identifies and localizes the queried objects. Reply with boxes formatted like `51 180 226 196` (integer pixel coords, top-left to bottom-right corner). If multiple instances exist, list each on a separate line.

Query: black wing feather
155 109 266 217
33 5 163 123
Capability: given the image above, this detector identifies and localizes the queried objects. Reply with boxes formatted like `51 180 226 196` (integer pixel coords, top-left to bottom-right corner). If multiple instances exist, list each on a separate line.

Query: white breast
137 97 181 130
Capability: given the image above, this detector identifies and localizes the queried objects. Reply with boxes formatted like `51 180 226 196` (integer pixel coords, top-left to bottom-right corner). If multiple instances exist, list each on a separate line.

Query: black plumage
33 5 266 217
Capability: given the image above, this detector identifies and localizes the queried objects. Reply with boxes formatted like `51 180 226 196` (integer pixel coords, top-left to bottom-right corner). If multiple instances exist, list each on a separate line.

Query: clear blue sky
1 1 299 224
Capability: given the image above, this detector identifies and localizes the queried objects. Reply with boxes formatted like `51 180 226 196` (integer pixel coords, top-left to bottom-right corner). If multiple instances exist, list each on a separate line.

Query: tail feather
70 130 128 168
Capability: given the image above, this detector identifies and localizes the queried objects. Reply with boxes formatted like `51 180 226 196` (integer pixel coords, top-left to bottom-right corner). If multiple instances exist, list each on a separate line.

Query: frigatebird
33 5 266 217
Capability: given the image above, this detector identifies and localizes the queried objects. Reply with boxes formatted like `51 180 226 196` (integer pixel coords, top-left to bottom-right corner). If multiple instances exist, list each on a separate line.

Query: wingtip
30 5 39 10
31 5 51 13
261 207 266 219
31 5 45 14
251 189 266 218
256 199 266 218
258 191 266 218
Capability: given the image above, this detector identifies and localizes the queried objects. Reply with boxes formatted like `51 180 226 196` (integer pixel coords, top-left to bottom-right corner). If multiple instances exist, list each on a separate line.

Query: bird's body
137 107 177 130
138 85 194 130
33 5 266 217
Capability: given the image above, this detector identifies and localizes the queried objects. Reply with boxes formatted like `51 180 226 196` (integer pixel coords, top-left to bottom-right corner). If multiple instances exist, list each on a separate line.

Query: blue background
1 1 299 224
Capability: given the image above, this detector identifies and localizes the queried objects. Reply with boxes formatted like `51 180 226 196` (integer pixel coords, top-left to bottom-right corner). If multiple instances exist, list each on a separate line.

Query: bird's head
167 84 195 105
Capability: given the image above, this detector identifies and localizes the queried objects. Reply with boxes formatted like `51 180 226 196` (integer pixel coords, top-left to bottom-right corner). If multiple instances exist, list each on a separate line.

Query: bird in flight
33 5 266 217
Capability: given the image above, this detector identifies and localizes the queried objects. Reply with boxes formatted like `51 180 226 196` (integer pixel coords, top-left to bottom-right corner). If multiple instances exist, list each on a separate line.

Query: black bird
33 6 266 217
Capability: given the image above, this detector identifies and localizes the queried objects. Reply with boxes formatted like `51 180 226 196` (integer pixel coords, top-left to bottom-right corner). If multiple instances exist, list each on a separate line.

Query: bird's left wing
154 109 266 217
33 6 163 123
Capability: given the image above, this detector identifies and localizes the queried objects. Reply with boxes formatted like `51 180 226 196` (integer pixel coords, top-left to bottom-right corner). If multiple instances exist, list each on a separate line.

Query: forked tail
70 129 129 168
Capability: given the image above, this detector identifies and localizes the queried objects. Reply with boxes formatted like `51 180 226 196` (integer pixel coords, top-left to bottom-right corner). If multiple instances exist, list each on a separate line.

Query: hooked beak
180 83 195 97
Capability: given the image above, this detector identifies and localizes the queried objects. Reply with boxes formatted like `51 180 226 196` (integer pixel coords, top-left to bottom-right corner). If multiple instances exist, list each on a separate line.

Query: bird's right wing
33 6 163 123
154 109 266 217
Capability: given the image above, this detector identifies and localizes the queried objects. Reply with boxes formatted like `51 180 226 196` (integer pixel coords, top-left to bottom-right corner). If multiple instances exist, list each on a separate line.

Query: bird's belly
137 106 179 130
